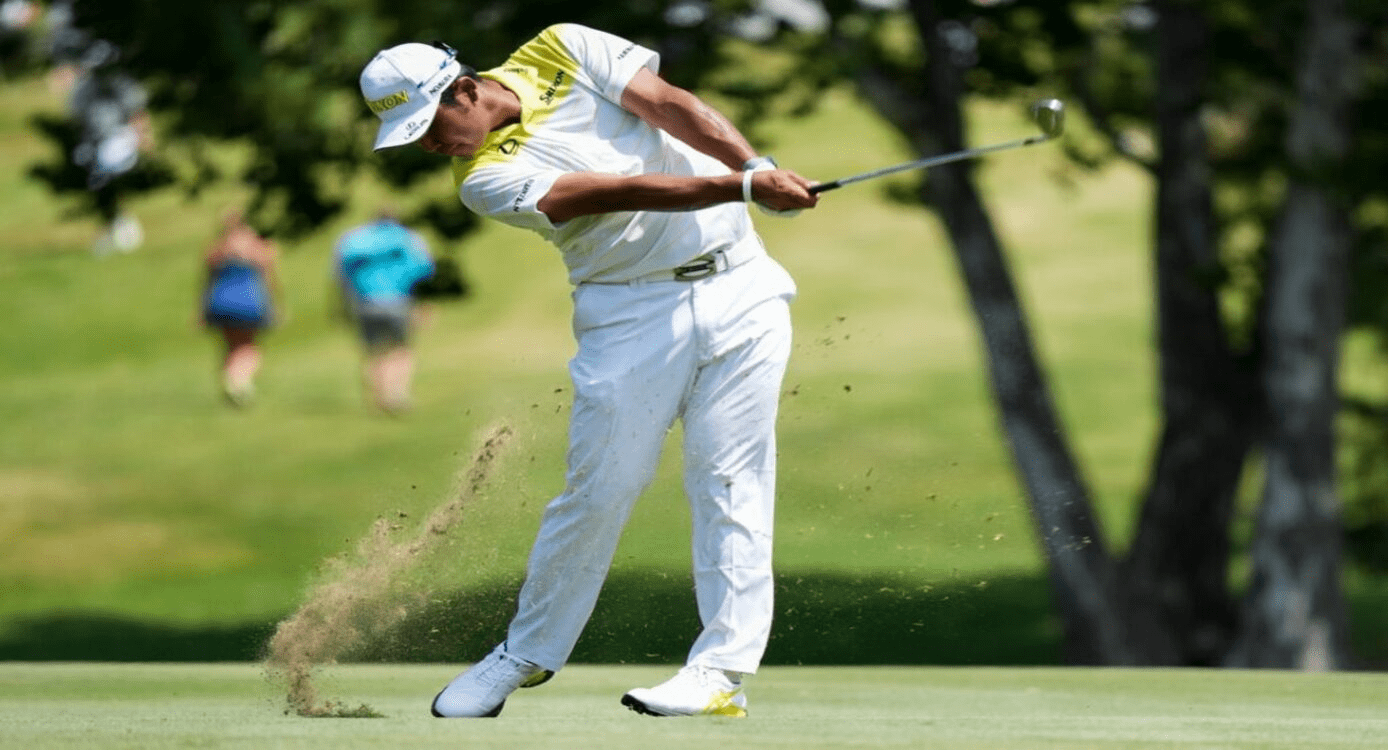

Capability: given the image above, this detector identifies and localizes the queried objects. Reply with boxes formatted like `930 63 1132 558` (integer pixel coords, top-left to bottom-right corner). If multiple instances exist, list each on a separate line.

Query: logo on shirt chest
538 69 567 105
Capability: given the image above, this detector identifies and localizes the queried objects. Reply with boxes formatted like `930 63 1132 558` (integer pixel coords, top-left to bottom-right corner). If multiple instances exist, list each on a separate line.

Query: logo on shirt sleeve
512 178 534 212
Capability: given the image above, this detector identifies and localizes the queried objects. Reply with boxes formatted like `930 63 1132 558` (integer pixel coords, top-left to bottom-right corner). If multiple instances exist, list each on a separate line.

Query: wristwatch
742 156 778 171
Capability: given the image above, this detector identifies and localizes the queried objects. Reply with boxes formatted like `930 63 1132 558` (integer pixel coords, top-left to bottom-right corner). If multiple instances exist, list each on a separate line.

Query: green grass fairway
0 663 1384 749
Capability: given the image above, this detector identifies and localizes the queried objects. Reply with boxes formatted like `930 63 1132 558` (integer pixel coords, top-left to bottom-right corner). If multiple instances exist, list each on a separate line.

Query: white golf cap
360 42 463 151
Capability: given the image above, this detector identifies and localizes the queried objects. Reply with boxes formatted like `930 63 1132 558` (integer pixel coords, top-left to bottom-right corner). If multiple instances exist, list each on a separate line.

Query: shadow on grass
362 570 1062 666
4 569 1385 667
0 571 1058 664
0 615 278 662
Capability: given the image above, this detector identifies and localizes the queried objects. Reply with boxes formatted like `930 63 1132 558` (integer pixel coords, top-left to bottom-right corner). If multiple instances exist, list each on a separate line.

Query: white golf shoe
430 643 553 718
621 665 748 717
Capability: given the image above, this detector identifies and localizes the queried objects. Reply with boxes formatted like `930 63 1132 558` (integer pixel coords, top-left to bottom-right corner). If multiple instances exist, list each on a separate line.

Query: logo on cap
367 90 410 115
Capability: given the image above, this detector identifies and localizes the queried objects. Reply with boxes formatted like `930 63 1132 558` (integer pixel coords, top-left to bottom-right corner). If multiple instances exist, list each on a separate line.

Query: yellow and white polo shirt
453 24 760 285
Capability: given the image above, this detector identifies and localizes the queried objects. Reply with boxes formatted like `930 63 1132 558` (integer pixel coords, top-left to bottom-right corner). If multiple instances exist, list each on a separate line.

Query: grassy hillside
2 72 1379 665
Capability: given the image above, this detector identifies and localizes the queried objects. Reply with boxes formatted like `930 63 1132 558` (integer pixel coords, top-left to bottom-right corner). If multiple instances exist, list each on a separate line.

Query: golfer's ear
439 77 468 106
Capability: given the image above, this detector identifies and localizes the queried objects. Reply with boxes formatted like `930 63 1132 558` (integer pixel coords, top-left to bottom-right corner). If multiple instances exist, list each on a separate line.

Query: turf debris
262 424 514 717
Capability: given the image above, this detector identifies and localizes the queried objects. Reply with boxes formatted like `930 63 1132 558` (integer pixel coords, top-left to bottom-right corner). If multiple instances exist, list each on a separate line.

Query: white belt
609 240 763 285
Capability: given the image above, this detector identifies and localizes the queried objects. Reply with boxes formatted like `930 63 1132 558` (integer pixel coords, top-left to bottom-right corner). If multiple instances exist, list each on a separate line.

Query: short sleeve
459 165 564 236
551 23 659 105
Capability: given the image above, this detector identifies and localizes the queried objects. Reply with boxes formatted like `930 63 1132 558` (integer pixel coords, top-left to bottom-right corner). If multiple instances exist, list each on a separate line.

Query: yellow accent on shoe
705 691 748 718
622 665 749 717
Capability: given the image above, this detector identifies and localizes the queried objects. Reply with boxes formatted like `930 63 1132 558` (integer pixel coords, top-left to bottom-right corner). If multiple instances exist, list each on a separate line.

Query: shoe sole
430 692 505 718
621 693 669 716
430 695 505 718
621 692 748 718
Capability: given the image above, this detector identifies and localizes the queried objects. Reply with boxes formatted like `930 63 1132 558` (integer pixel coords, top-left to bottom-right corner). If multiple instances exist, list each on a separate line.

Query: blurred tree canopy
24 0 1388 668
26 0 753 238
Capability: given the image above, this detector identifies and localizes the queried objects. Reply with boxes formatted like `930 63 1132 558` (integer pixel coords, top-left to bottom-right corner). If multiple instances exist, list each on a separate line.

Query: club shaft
809 134 1050 194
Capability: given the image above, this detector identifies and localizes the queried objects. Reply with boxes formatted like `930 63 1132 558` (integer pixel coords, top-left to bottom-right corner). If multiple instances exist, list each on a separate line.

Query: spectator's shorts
356 299 411 350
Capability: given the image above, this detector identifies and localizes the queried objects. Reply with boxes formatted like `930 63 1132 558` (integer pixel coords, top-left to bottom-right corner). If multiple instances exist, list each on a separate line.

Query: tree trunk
1120 0 1252 666
902 0 1160 664
1226 0 1356 669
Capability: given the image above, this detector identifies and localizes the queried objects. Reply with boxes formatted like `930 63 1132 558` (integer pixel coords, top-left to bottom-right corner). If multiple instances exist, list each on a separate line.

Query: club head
1030 98 1066 139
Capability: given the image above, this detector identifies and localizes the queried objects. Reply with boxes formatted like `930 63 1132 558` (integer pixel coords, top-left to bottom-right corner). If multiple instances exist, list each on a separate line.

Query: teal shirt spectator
335 218 436 304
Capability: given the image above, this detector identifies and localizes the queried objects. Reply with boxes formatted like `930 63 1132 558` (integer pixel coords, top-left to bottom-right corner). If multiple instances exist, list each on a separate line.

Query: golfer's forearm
538 173 744 222
650 92 756 170
621 71 755 170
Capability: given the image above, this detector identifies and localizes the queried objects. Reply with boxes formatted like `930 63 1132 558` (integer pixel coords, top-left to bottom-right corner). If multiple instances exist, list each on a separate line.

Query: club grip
808 181 841 195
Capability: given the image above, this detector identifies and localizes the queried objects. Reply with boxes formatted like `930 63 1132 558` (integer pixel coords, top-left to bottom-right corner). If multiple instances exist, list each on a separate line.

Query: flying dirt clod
263 424 515 717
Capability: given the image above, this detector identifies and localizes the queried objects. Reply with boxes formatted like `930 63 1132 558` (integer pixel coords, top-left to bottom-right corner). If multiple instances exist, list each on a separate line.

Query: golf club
808 98 1066 194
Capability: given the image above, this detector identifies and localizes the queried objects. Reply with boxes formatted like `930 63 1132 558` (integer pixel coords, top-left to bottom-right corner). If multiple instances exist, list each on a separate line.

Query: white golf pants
506 252 796 675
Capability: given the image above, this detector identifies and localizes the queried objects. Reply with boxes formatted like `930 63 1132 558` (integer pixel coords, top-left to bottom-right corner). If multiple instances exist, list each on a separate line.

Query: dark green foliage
411 253 469 300
1342 397 1388 573
29 1 745 238
27 112 175 220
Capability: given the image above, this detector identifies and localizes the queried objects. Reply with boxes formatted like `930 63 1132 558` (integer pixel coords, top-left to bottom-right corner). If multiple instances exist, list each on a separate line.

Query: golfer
360 23 818 718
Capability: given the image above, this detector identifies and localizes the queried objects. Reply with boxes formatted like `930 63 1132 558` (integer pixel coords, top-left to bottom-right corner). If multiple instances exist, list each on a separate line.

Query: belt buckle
673 254 717 281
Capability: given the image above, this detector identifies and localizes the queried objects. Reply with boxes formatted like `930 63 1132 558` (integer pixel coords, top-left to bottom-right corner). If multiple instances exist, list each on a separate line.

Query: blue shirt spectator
334 215 436 414
335 217 435 305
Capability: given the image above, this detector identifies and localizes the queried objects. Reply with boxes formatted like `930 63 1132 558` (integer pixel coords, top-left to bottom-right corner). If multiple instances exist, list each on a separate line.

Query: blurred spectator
38 1 152 254
334 212 436 415
21 2 170 257
201 212 280 407
0 0 36 28
40 0 85 94
0 0 39 75
67 48 151 255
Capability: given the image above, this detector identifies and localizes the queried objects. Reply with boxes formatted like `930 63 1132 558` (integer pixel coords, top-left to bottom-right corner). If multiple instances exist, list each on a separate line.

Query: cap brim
372 102 440 151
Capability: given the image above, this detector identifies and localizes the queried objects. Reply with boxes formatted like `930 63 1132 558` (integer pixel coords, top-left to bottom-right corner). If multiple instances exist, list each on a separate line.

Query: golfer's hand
748 168 819 217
